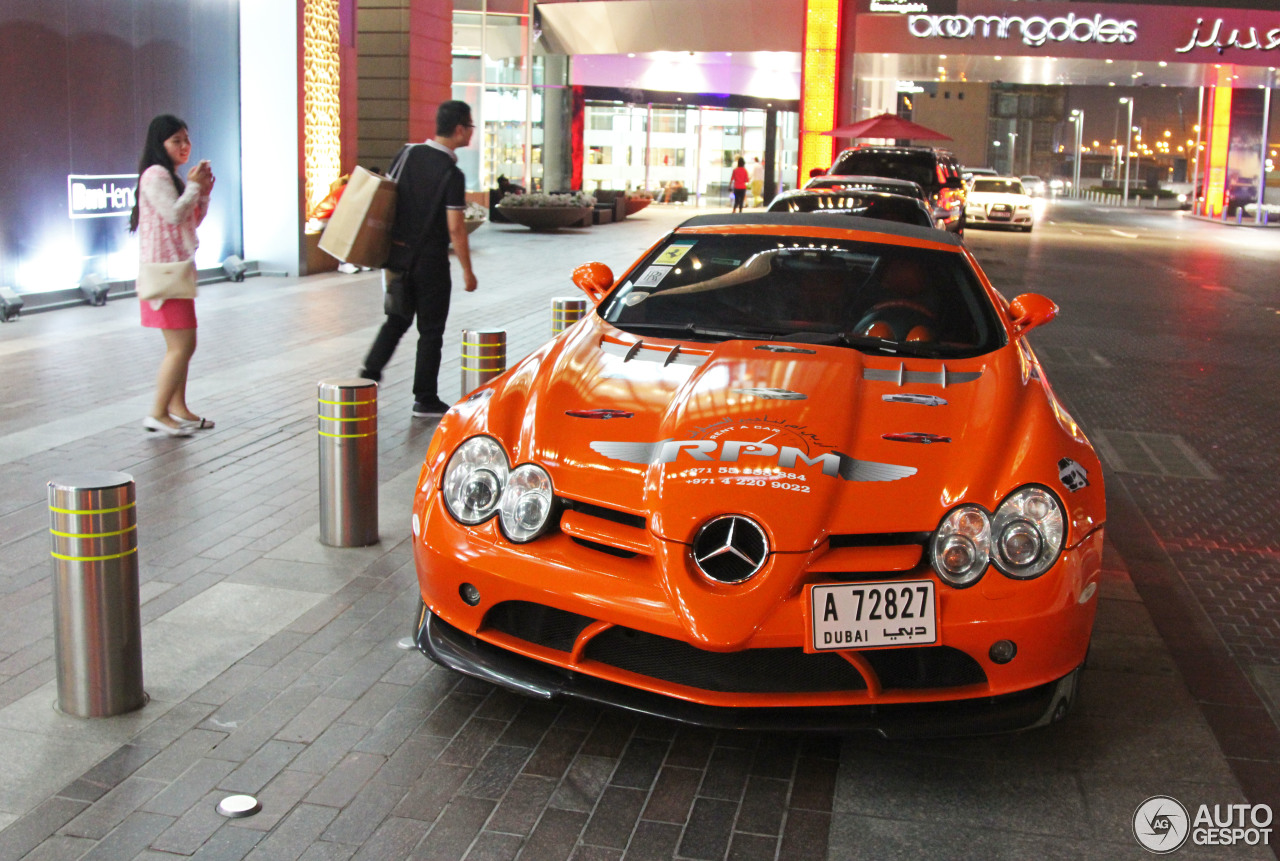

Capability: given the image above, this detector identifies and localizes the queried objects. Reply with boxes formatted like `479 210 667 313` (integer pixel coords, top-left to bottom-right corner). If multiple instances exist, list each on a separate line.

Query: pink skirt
140 298 197 329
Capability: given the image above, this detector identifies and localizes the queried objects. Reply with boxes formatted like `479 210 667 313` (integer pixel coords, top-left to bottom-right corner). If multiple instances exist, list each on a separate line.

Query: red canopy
821 112 952 141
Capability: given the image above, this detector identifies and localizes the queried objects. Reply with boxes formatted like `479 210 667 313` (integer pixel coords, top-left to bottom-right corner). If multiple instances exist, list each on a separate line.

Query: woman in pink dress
129 115 215 436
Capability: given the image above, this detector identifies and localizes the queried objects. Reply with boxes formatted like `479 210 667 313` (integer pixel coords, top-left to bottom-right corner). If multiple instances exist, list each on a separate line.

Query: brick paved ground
0 203 1276 860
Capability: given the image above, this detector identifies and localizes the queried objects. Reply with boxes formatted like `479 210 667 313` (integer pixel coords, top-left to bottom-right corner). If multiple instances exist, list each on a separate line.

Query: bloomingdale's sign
1176 18 1280 54
908 12 1137 47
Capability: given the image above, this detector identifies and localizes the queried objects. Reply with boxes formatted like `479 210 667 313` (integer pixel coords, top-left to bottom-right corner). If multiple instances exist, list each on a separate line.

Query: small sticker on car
635 266 672 288
1058 457 1089 491
653 242 696 266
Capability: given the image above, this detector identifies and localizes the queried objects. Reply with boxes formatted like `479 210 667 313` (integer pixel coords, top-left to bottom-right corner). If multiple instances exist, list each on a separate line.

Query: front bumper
413 601 1081 738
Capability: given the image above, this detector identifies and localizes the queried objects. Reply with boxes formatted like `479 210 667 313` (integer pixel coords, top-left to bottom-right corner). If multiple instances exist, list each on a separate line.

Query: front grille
583 626 867 694
484 601 595 652
484 602 988 694
828 532 929 549
863 646 986 689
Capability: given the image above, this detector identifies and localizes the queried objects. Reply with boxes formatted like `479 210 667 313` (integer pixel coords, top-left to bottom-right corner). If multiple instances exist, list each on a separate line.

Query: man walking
360 100 478 417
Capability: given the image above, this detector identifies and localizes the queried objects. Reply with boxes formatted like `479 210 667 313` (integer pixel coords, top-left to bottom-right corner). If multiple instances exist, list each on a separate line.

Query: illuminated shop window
798 0 840 182
303 0 342 215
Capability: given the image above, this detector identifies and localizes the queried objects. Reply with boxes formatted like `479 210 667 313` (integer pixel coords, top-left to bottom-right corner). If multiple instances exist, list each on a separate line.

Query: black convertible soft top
674 211 964 247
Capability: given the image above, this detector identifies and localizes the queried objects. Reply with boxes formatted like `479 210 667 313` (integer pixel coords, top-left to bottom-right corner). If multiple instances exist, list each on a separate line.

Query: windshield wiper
615 322 783 341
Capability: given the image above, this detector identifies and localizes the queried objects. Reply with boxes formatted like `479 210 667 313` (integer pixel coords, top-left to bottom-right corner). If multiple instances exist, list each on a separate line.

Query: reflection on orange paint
1204 67 1234 218
799 0 840 183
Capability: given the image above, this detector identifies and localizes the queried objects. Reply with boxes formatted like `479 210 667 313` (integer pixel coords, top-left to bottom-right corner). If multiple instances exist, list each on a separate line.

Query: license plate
809 580 937 650
989 209 1012 220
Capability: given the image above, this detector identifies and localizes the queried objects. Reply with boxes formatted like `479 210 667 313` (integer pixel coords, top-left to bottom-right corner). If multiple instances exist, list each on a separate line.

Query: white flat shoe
144 416 193 437
175 416 215 430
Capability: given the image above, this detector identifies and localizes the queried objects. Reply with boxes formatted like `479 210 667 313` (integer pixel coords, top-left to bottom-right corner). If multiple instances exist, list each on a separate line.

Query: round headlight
442 436 509 524
499 464 554 542
930 505 991 587
991 487 1064 579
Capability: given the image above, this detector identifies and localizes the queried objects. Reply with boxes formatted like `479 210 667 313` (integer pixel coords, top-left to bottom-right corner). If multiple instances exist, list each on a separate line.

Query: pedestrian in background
730 156 749 213
130 114 215 437
359 100 479 417
750 156 765 206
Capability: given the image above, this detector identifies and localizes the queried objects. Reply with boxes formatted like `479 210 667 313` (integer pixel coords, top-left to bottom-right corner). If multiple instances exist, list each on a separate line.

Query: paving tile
243 803 339 861
639 766 700 825
419 795 496 861
229 768 324 833
696 745 753 802
609 737 668 791
735 776 789 836
518 807 589 861
777 808 829 861
463 830 524 861
619 820 680 861
76 811 173 861
787 755 838 812
461 744 534 800
392 762 471 822
304 751 387 808
580 785 645 850
549 755 617 813
676 797 737 861
320 780 410 846
349 816 430 861
522 729 587 780
186 823 266 860
485 775 557 836
437 717 509 768
62 775 168 839
0 796 89 861
726 831 778 861
150 790 230 855
663 727 716 770
142 758 236 818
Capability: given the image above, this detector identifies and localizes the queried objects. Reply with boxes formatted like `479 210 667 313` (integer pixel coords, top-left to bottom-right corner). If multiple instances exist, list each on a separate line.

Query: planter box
625 197 652 216
497 206 593 230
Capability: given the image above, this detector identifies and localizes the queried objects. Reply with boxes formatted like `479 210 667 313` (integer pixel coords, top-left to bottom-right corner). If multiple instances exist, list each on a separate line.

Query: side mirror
572 261 614 305
1008 293 1058 335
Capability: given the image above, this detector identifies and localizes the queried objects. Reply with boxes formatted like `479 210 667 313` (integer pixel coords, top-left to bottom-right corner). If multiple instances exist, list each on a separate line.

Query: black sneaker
412 398 452 417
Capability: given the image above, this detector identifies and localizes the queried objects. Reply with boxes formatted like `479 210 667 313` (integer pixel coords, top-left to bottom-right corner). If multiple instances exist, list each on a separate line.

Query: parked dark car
804 174 928 204
768 188 936 229
1226 180 1258 216
829 146 968 234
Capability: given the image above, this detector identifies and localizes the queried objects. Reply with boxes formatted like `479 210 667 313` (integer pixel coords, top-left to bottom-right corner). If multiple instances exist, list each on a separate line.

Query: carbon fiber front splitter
412 601 1079 738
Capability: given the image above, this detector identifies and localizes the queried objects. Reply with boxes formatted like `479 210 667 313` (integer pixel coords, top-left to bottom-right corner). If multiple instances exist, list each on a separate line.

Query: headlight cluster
441 436 555 542
930 486 1064 587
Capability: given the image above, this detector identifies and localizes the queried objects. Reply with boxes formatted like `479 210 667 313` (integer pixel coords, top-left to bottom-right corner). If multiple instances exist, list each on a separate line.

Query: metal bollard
551 297 588 336
461 328 506 395
48 471 145 717
317 379 378 547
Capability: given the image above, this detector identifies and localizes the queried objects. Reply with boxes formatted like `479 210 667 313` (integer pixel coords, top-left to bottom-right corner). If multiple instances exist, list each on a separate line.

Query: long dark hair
129 114 187 233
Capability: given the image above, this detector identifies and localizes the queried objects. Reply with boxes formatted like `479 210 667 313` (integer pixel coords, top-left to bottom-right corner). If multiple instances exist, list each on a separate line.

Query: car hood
461 316 1097 556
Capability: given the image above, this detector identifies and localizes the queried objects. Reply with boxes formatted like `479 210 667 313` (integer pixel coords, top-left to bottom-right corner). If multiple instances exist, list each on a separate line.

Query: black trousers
361 252 452 402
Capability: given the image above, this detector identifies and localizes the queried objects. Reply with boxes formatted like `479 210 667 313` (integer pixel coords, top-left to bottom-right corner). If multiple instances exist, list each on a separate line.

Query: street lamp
1119 97 1134 205
1069 109 1084 196
1132 126 1142 201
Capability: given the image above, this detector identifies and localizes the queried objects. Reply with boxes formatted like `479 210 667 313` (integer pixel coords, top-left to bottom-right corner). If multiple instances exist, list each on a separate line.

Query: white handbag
136 259 198 301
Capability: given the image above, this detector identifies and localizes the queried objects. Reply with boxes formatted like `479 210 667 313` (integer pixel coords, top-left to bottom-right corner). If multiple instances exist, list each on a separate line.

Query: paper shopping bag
318 166 397 267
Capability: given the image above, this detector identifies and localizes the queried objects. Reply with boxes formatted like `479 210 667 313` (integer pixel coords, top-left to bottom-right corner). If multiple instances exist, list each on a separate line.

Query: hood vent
864 363 982 388
600 336 710 368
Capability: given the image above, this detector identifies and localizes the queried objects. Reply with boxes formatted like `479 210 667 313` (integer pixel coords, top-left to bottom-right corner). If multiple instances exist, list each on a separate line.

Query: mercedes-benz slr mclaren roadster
409 212 1105 737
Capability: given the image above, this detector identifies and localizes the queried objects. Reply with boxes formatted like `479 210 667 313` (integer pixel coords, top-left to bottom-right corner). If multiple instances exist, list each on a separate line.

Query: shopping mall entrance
582 95 799 207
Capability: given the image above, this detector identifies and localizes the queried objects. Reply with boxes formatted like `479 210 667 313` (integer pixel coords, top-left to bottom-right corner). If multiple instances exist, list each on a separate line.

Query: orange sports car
410 213 1105 737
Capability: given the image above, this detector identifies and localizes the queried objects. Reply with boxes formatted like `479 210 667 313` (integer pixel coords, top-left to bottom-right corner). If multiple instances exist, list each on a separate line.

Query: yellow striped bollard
551 297 588 336
317 378 379 547
461 328 506 396
48 471 146 717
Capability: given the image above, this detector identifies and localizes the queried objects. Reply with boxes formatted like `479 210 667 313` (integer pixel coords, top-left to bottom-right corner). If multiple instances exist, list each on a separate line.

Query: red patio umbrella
821 112 952 141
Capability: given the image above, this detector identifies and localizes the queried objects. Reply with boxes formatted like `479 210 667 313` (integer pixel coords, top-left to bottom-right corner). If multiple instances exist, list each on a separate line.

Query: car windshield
829 152 936 189
972 178 1026 195
600 232 1004 359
